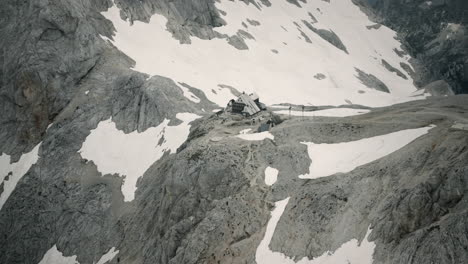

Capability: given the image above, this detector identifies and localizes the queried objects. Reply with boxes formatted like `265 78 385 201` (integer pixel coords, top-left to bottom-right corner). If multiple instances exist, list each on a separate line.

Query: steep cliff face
0 0 112 156
356 0 468 93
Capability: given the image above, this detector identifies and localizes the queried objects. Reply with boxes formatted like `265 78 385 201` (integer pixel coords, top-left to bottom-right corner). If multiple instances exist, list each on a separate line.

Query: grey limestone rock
302 20 349 54
247 18 261 26
423 80 456 96
355 68 390 93
314 73 327 80
381 59 408 80
354 0 468 93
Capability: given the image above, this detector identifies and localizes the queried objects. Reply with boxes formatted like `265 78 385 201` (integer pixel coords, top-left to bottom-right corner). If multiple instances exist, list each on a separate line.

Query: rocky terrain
1 0 467 264
1 89 468 264
355 0 468 93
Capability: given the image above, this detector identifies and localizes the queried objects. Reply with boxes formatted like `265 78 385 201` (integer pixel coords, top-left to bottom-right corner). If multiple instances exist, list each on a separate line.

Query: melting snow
237 131 274 141
256 198 375 264
264 167 279 186
79 113 200 202
275 108 369 117
0 143 41 210
299 125 435 179
101 0 425 107
38 245 79 264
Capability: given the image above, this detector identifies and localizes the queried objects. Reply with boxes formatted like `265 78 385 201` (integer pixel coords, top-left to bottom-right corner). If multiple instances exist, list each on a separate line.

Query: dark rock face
381 59 407 80
114 0 225 44
355 0 468 93
302 20 349 54
0 0 226 157
424 80 455 96
314 73 327 80
355 68 390 93
0 0 112 157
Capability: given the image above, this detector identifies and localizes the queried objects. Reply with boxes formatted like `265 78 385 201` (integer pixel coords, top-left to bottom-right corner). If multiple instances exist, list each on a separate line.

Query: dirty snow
237 131 274 141
264 167 279 186
275 108 370 117
38 245 79 264
79 113 200 202
299 125 435 179
101 0 425 107
0 143 41 211
256 198 375 264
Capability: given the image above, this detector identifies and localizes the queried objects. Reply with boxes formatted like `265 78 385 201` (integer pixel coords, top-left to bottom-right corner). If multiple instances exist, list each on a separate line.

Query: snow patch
240 128 253 134
256 198 375 264
275 108 369 117
270 105 292 109
264 167 279 186
299 125 435 179
0 143 41 210
79 113 200 202
177 83 201 103
38 245 79 264
95 247 119 264
99 34 112 43
237 131 274 141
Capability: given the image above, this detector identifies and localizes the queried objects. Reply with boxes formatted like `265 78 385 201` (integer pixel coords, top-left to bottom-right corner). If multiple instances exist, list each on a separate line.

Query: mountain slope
0 1 467 264
102 0 424 107
2 91 467 263
354 0 468 93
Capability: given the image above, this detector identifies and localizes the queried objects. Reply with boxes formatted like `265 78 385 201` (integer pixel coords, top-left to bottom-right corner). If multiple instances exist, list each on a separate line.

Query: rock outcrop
424 80 455 96
355 0 468 93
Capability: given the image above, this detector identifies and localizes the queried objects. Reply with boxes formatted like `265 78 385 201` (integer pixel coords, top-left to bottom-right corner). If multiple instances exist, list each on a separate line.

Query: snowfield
256 198 375 264
299 125 435 179
101 0 426 108
79 113 200 202
275 108 370 117
0 143 41 210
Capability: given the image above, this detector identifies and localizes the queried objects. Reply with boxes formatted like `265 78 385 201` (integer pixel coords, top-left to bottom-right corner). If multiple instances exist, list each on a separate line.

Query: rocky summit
0 1 467 264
